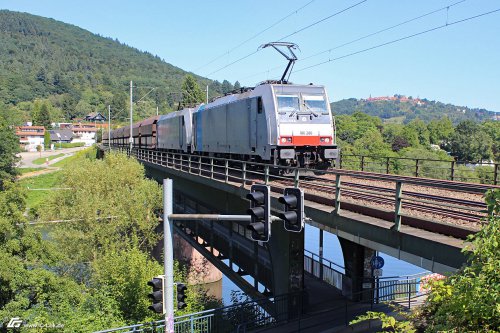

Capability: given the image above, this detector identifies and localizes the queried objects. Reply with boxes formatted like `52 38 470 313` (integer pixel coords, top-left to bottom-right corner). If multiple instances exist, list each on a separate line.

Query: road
17 146 87 168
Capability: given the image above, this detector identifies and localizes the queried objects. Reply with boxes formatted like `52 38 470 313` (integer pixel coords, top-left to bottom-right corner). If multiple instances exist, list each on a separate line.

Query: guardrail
340 153 499 185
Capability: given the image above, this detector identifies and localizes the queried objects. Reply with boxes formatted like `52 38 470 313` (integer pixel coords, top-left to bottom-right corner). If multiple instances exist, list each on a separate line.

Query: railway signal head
176 283 188 310
147 275 165 314
246 184 271 242
278 187 304 232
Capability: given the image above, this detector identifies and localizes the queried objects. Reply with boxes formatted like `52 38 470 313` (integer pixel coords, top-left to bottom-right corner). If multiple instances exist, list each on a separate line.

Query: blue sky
1 0 499 111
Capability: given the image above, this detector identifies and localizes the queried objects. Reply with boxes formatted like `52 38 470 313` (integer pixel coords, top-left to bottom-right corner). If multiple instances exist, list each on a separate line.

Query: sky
1 0 499 111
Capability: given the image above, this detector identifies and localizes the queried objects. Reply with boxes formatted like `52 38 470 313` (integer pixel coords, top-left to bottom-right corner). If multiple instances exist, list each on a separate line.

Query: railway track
129 149 495 239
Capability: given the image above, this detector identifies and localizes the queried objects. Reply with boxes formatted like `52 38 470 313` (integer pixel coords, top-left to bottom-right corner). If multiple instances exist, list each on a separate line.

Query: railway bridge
99 146 497 331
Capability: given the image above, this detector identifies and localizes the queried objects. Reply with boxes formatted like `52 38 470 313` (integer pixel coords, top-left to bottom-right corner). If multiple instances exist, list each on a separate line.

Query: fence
304 250 427 303
340 153 499 185
97 248 429 333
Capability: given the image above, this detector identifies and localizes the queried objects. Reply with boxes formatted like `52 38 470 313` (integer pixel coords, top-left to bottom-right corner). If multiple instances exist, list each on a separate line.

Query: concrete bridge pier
339 238 375 301
267 220 305 318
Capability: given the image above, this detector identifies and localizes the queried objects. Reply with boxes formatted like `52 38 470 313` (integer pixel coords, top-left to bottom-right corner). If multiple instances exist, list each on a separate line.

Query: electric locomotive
191 82 338 172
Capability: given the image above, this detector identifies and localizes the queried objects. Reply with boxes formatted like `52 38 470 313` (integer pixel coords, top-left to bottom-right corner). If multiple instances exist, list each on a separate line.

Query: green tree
181 75 204 106
481 120 500 162
0 118 20 186
447 120 493 161
32 101 52 128
44 129 51 149
221 80 233 94
0 181 126 332
40 152 162 263
427 116 454 145
418 189 500 332
234 81 241 90
404 118 430 147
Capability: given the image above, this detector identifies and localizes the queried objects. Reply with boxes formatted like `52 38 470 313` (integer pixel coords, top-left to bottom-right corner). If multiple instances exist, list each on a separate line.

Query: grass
18 167 46 174
18 171 63 210
18 147 97 210
32 153 65 165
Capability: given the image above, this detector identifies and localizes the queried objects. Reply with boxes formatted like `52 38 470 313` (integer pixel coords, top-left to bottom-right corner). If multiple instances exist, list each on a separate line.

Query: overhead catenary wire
276 0 368 41
293 8 500 74
240 0 467 81
299 0 467 63
206 0 369 77
195 0 316 72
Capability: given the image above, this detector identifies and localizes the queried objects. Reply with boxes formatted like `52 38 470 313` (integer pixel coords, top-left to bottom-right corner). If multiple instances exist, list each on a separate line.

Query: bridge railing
304 249 428 303
94 291 301 333
116 147 494 233
340 153 499 185
304 250 344 291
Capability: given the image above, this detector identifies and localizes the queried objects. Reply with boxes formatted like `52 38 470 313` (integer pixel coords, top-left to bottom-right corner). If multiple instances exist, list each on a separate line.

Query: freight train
104 82 338 173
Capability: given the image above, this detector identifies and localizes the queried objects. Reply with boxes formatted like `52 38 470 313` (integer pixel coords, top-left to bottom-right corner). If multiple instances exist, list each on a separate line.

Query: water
217 223 426 305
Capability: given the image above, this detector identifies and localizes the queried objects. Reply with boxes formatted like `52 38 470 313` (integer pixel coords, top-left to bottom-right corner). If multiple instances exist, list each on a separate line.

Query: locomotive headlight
320 137 331 143
280 137 292 144
281 138 287 143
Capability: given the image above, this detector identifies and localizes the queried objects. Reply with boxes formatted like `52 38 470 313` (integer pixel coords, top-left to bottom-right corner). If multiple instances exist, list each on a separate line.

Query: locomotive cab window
303 95 329 116
277 94 329 123
277 95 300 120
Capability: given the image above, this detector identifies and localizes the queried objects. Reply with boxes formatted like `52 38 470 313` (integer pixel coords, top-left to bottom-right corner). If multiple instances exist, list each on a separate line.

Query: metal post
334 174 341 214
264 165 269 184
242 162 247 185
407 277 411 308
319 229 324 280
254 242 259 289
394 181 403 231
108 105 111 150
294 168 299 187
210 158 214 179
360 156 364 171
494 163 498 186
129 81 133 152
415 159 419 177
163 179 174 332
225 160 229 183
450 161 455 181
386 157 390 174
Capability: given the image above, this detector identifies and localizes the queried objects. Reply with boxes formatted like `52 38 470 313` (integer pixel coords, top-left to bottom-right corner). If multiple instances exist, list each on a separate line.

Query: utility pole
129 80 133 152
157 106 159 116
206 85 208 104
108 105 111 149
163 179 174 333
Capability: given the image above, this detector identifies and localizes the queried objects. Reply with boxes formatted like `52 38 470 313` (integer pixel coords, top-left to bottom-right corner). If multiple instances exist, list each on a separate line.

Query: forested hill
0 10 232 121
330 96 497 124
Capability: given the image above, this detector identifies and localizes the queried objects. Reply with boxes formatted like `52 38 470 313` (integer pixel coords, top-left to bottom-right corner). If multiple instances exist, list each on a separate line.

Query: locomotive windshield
277 94 330 123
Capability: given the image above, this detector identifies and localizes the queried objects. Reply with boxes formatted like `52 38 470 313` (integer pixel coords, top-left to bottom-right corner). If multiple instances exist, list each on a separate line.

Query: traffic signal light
147 276 165 314
176 283 188 310
246 184 271 242
278 187 304 232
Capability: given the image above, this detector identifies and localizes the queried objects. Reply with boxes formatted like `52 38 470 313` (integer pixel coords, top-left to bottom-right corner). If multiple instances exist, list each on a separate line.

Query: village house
15 125 45 152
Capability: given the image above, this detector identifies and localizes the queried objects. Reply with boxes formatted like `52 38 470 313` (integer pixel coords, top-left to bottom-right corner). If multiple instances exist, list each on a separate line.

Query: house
49 129 73 144
71 125 98 146
15 126 45 152
84 112 107 122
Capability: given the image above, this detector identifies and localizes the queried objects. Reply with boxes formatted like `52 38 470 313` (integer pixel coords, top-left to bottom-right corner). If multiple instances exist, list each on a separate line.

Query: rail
105 146 497 237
